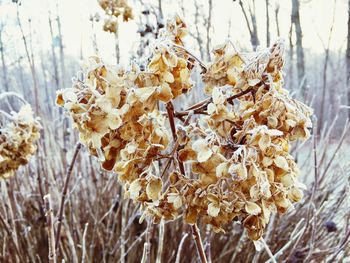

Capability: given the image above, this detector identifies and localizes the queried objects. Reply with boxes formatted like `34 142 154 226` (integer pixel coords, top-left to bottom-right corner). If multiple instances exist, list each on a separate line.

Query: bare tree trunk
158 0 163 20
206 0 213 61
0 24 9 92
266 0 270 46
193 0 205 60
40 52 51 116
347 0 350 118
291 0 306 98
56 14 65 89
275 2 280 36
319 0 337 134
227 15 232 39
249 0 259 48
90 17 99 55
115 32 120 64
16 58 26 95
238 0 259 49
48 13 60 91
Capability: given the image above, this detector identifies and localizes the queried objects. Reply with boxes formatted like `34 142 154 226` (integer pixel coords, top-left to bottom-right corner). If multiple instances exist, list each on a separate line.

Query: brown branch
175 87 255 118
166 102 178 141
166 102 185 176
165 103 207 263
191 224 208 263
175 110 208 118
55 142 82 250
186 97 211 111
226 87 255 104
193 0 206 59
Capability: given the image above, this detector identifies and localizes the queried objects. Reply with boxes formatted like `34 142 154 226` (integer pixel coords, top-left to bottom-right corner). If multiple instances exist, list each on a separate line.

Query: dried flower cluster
98 0 133 33
57 16 312 241
0 105 41 179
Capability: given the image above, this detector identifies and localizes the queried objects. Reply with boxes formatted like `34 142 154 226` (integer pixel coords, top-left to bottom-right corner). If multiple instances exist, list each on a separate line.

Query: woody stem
226 87 255 104
161 112 192 178
175 87 255 119
166 102 185 176
165 102 207 263
55 142 82 251
191 224 208 263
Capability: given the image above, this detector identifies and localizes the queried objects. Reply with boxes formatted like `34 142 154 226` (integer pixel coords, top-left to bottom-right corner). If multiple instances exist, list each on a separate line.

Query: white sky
0 0 348 65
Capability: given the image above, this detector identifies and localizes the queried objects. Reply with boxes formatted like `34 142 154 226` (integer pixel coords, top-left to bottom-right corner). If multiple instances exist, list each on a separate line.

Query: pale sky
0 0 348 65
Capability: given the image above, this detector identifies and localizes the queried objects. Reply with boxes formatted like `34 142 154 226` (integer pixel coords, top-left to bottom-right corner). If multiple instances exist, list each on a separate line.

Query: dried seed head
0 105 41 179
57 15 312 241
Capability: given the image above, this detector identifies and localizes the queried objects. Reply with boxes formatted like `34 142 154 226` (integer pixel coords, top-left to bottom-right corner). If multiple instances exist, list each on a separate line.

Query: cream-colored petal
207 202 220 217
245 201 262 215
274 156 289 170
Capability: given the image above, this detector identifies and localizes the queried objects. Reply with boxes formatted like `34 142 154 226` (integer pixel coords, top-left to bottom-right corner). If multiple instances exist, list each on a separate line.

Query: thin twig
175 233 189 263
319 119 349 185
55 142 82 250
261 238 277 263
0 92 28 105
44 194 57 263
0 109 13 120
156 220 165 263
0 212 24 262
81 223 89 263
173 44 207 72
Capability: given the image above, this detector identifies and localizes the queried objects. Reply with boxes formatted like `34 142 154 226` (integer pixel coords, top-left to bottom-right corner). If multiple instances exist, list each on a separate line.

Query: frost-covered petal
258 134 271 152
192 139 212 162
163 71 175 83
167 193 183 209
274 156 289 170
146 177 163 201
207 103 216 115
129 179 142 201
245 202 262 215
207 202 220 217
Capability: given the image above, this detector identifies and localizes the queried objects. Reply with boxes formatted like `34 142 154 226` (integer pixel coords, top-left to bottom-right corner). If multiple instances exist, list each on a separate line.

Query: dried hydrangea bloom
98 0 133 33
146 16 193 98
103 17 118 33
57 17 312 242
176 39 312 239
0 105 41 179
202 43 245 94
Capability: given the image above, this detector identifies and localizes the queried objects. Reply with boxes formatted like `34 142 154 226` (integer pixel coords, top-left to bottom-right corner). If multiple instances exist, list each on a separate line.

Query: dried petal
245 201 262 215
192 139 213 162
207 202 220 217
274 156 289 171
146 177 163 201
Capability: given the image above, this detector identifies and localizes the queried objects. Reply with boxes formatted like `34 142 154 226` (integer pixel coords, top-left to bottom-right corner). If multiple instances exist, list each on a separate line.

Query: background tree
291 0 306 98
238 0 260 49
347 0 350 118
